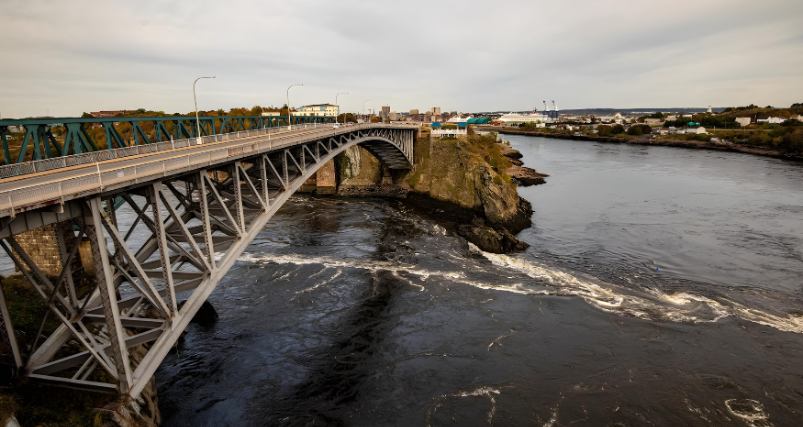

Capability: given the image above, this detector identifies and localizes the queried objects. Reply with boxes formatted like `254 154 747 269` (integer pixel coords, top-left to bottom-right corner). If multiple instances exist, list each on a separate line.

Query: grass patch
407 171 422 186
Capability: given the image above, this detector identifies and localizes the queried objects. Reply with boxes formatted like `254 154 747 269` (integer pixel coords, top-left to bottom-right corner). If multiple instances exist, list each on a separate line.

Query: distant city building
432 107 441 115
410 109 419 115
497 112 543 123
261 112 281 116
735 117 751 126
380 106 391 119
686 127 707 134
756 117 786 124
297 104 338 117
90 110 131 118
430 121 468 139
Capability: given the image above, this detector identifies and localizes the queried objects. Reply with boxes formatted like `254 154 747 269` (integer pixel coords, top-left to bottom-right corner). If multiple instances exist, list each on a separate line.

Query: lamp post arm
286 84 303 130
193 76 215 143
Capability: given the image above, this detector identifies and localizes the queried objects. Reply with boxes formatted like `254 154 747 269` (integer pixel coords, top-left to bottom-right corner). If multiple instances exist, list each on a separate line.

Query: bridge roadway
0 123 412 221
0 122 417 398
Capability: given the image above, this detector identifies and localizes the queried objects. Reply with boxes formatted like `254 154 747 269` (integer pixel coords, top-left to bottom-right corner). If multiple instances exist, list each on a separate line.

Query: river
157 136 803 426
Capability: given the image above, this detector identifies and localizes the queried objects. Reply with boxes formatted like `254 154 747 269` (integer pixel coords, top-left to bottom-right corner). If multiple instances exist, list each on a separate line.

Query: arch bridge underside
0 126 415 397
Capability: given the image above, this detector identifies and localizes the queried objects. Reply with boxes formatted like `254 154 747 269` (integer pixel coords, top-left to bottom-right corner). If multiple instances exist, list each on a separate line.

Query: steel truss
0 127 414 397
0 114 334 165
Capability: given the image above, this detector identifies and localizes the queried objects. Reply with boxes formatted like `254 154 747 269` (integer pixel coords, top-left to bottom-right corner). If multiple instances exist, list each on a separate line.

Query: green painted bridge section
0 115 334 165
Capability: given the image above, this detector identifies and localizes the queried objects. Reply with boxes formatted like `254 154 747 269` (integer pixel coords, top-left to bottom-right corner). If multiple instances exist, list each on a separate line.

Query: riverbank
491 127 803 161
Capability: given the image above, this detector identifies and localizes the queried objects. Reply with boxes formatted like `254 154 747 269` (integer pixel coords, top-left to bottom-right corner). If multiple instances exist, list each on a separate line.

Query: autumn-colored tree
337 113 357 123
627 124 652 136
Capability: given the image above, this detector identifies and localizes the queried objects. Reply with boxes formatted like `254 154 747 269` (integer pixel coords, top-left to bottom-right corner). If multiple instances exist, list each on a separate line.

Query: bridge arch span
0 124 416 396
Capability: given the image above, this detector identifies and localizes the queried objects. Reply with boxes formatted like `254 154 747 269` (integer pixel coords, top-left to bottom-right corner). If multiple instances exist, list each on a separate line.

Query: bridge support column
316 160 337 195
87 197 133 394
0 281 22 371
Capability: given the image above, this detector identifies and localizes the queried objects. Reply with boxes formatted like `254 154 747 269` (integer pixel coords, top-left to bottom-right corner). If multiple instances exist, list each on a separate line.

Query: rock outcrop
329 130 546 253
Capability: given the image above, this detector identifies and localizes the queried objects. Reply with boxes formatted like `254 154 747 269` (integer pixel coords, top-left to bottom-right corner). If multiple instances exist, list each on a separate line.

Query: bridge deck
0 123 415 220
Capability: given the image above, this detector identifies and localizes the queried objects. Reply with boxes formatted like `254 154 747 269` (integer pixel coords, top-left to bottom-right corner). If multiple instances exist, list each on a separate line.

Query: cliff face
333 131 543 252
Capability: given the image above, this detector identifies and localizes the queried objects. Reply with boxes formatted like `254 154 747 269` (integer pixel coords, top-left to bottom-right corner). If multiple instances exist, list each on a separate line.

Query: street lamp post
287 84 303 130
193 76 215 144
363 100 371 122
336 93 348 124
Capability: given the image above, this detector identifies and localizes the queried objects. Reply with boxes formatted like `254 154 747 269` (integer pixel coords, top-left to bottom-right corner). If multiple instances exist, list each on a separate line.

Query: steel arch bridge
0 122 417 397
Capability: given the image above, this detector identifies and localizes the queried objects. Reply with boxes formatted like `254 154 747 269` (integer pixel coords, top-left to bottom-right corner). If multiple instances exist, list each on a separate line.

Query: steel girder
0 115 335 165
0 127 414 397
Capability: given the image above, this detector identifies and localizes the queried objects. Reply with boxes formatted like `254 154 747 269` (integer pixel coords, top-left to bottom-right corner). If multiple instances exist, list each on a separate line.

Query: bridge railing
0 123 331 179
0 115 336 166
0 123 415 218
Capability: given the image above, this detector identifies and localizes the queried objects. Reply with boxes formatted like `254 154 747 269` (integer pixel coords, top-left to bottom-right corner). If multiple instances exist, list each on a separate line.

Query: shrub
627 124 652 136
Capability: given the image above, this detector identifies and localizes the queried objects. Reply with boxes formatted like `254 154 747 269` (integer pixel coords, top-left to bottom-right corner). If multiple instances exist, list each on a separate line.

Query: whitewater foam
238 247 803 334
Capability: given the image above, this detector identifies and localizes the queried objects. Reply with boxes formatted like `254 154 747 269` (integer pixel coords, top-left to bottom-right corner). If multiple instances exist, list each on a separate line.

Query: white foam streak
238 247 803 334
295 269 342 295
427 386 502 427
471 244 803 334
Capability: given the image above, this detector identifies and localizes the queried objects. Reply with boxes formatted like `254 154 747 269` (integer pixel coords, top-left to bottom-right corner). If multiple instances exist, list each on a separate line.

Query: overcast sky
1 0 802 118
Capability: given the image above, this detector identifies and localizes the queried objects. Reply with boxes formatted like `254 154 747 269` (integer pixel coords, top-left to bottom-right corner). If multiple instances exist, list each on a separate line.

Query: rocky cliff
330 129 546 253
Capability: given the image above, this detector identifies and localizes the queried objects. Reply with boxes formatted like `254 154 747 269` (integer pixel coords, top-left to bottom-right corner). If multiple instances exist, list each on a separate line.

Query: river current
157 136 803 426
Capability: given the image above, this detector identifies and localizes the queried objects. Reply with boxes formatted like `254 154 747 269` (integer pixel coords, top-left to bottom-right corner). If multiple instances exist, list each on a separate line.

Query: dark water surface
157 137 803 426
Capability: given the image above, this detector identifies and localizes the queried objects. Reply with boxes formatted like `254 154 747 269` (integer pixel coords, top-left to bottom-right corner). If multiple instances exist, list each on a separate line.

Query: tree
337 113 356 123
627 124 652 136
611 124 625 134
249 105 263 116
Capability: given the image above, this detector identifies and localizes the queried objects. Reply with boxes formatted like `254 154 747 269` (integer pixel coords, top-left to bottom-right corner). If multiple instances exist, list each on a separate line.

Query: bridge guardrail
0 123 337 179
0 123 415 218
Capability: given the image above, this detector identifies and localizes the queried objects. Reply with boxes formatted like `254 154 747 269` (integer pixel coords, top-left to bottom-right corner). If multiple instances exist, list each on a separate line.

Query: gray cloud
0 0 801 118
